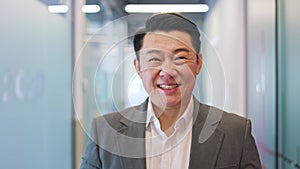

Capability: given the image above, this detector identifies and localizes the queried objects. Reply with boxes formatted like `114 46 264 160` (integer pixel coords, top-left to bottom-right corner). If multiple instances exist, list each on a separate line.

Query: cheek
178 64 198 78
141 70 157 87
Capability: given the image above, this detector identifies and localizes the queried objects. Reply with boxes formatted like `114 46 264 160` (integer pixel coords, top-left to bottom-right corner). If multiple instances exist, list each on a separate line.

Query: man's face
134 30 202 111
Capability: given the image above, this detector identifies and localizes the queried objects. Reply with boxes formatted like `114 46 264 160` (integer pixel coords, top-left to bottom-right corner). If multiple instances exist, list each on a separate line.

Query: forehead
141 30 194 53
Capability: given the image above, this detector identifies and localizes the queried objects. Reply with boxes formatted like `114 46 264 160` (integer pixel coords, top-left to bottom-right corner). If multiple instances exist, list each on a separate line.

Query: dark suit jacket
80 98 261 169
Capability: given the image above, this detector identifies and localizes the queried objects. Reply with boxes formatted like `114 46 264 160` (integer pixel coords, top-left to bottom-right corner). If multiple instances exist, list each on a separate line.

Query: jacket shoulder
198 103 248 127
216 108 250 143
94 105 138 126
220 111 248 128
199 103 249 136
93 103 147 130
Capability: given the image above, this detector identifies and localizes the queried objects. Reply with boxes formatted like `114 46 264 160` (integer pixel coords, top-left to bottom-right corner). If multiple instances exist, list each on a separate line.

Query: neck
151 97 191 133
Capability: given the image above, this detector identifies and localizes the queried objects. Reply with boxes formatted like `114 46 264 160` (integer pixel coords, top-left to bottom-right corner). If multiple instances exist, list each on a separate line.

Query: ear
134 58 142 78
195 53 202 75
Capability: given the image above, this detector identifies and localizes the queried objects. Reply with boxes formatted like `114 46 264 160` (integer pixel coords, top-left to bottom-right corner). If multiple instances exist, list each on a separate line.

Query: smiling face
134 30 202 112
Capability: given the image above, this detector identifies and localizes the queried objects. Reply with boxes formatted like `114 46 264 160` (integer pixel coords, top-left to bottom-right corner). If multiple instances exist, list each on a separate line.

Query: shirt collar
146 99 155 127
145 96 194 129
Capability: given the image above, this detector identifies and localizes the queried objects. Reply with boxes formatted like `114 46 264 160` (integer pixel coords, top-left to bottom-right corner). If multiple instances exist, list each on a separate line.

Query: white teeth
159 84 178 89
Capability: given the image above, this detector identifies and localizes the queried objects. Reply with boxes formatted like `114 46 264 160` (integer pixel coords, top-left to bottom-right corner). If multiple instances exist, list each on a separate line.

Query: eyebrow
174 48 190 54
145 49 164 55
145 48 190 55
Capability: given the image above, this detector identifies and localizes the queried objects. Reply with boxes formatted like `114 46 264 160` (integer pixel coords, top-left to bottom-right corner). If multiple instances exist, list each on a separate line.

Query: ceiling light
125 4 209 13
81 5 101 13
48 5 69 13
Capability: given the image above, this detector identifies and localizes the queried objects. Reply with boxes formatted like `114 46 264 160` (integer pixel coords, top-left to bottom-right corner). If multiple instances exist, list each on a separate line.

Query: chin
165 99 181 108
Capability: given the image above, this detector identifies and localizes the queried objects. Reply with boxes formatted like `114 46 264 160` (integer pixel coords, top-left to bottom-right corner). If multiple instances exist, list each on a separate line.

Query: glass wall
0 0 73 168
278 0 300 168
247 0 300 168
246 0 277 168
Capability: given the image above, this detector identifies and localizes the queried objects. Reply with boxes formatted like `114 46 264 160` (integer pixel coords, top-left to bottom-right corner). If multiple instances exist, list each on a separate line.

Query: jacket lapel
189 100 225 169
115 100 148 169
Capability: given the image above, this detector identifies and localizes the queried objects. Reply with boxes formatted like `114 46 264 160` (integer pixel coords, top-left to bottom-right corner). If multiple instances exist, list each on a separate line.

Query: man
80 13 261 169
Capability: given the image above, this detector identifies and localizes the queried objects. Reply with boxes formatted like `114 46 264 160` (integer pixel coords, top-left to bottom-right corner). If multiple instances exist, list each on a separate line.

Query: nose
159 61 177 79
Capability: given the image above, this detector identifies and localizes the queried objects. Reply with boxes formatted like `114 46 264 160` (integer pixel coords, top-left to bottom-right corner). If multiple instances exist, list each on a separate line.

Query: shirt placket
161 139 171 169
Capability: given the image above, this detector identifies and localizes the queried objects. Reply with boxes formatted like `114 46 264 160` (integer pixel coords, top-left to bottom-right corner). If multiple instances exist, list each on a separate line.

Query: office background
0 0 299 168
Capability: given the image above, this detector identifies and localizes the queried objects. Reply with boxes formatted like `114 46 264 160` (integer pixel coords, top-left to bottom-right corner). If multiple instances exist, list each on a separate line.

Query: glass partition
278 0 300 168
0 0 73 168
246 0 277 168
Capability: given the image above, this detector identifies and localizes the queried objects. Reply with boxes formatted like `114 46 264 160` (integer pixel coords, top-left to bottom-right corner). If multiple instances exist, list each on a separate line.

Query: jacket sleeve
80 118 102 169
80 139 102 169
240 120 262 169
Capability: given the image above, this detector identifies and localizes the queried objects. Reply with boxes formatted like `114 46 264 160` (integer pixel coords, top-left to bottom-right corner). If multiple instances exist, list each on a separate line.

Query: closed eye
148 58 161 62
174 56 188 65
175 56 187 60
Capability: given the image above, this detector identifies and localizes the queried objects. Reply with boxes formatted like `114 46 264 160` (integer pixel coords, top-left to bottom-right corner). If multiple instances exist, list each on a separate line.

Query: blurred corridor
0 0 299 168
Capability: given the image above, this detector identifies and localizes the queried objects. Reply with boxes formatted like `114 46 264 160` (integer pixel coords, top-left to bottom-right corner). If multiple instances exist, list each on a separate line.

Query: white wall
200 0 246 116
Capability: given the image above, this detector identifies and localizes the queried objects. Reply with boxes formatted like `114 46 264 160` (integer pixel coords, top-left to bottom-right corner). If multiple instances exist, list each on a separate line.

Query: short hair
133 13 201 61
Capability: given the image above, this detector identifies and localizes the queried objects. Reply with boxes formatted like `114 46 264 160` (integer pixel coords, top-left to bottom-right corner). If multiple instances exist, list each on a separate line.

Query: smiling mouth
157 84 180 89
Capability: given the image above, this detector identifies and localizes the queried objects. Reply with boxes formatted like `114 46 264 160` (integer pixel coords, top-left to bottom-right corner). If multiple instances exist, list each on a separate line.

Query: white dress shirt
145 97 194 169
